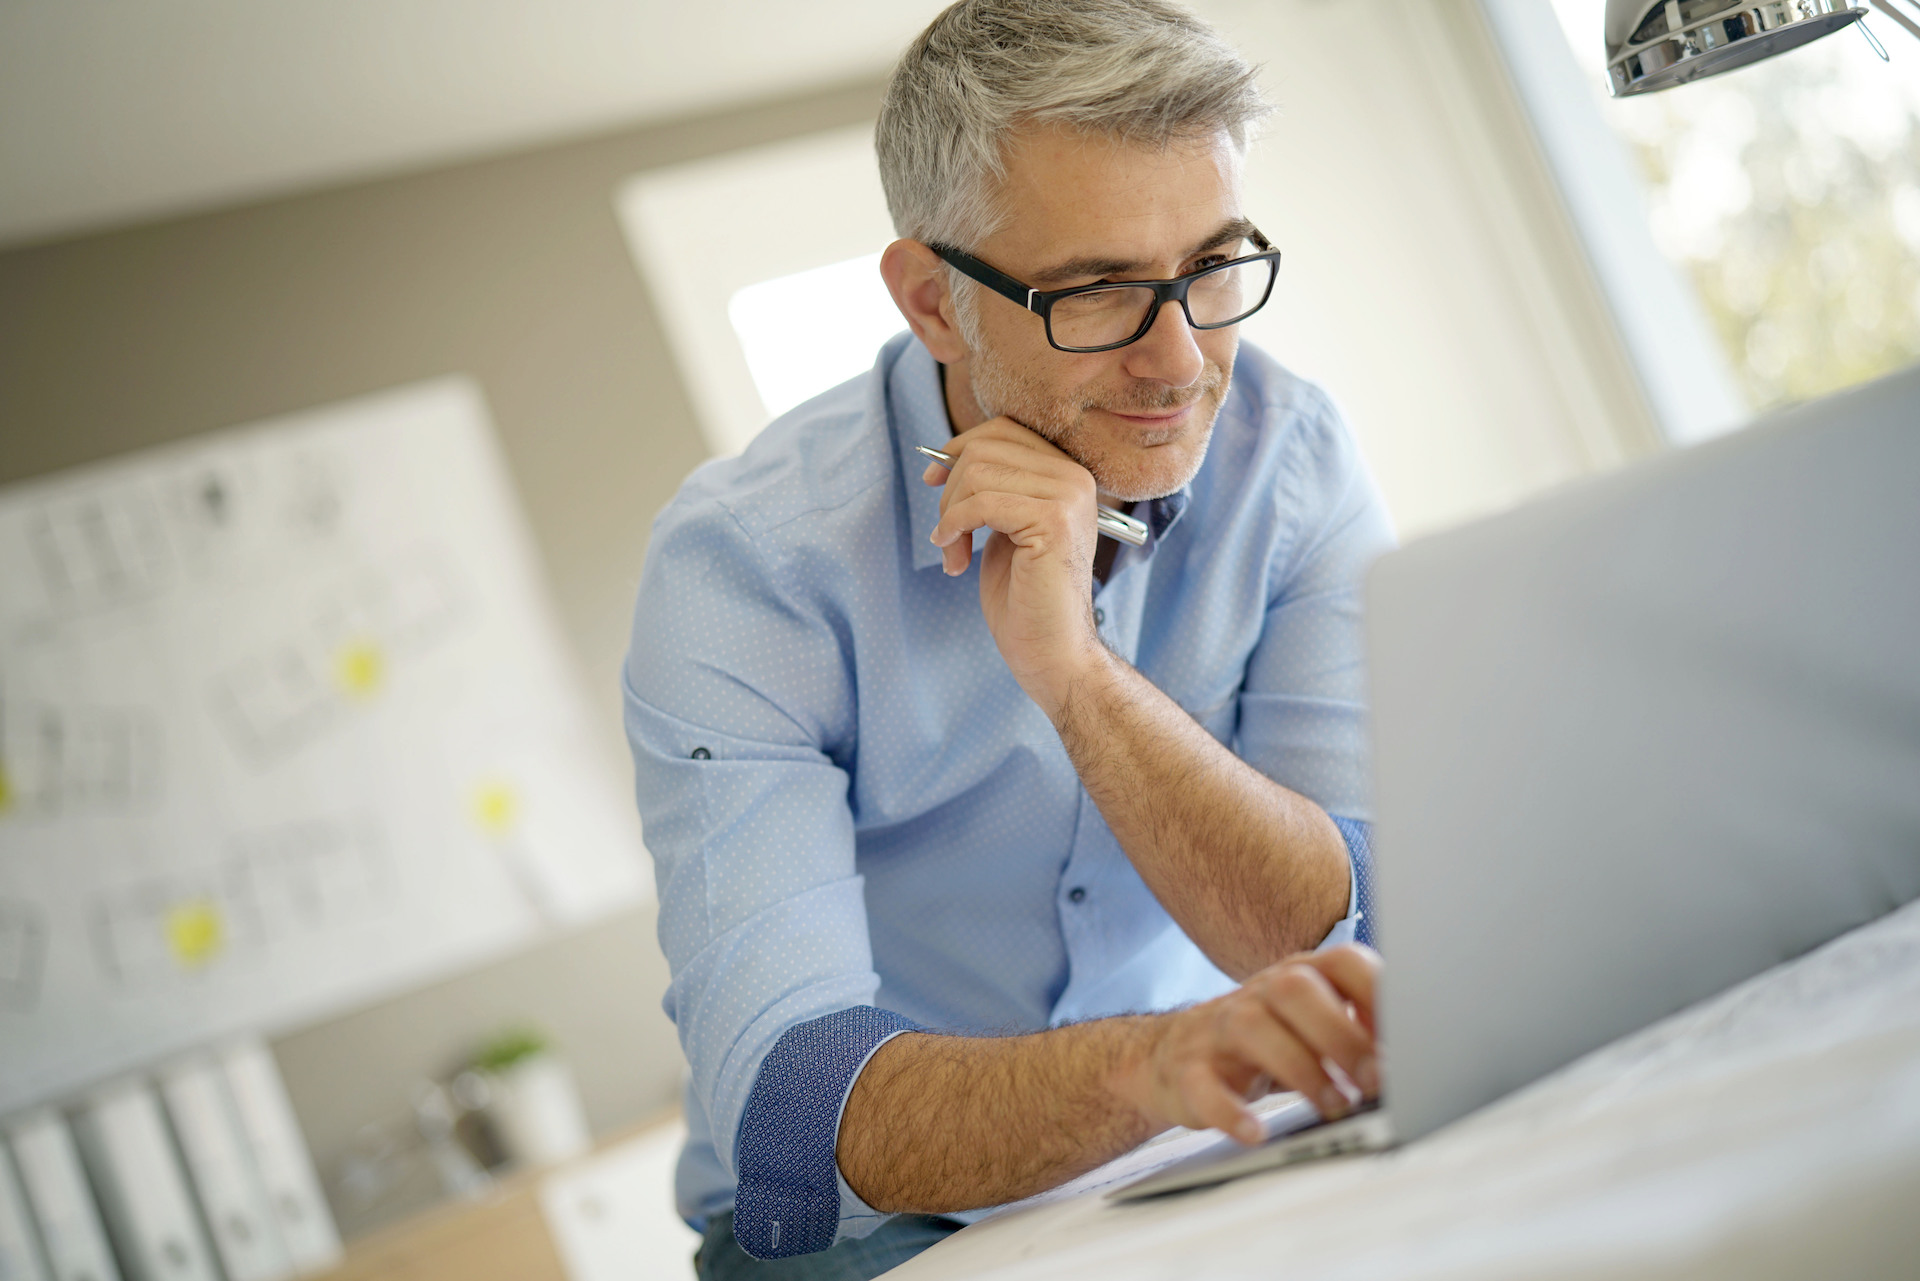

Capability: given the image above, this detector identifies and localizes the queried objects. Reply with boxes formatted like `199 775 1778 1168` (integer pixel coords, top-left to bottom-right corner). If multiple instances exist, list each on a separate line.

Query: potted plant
470 1027 591 1168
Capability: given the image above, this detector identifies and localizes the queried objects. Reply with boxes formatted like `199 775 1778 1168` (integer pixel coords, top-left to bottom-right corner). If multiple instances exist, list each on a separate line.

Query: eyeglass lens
1048 257 1273 351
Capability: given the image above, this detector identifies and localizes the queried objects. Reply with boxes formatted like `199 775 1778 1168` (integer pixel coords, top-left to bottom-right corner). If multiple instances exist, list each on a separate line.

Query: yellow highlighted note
334 640 386 698
0 763 12 815
165 900 225 968
472 781 520 837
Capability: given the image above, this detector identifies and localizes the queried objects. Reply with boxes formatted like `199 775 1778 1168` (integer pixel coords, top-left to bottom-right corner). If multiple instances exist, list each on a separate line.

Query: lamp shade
1604 0 1867 95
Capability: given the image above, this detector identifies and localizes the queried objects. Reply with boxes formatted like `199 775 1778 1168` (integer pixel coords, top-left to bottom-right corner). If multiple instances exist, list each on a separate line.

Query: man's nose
1122 298 1205 387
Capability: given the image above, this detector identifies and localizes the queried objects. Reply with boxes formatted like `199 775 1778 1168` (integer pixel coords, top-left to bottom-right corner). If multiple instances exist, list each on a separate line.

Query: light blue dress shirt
623 332 1393 1260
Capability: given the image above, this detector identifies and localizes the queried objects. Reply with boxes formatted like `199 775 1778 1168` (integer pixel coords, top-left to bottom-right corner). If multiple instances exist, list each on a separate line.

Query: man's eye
1189 255 1230 272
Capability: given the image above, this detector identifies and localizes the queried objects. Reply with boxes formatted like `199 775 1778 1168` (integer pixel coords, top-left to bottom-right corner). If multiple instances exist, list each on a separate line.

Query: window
726 251 901 420
1546 0 1920 411
615 125 898 458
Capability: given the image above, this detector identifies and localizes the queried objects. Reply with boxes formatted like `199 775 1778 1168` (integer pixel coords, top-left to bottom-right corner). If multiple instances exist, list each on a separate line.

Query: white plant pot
484 1054 592 1168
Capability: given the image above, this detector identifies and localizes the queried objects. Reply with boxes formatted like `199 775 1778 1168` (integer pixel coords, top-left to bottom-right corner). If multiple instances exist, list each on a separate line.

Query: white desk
887 898 1920 1281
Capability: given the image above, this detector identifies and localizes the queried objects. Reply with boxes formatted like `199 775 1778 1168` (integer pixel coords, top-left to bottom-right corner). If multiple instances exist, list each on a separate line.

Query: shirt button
1068 887 1087 904
1093 608 1105 627
690 747 711 760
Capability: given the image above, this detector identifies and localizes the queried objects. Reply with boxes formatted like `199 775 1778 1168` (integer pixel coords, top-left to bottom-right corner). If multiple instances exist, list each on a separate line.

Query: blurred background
1 1 1916 1278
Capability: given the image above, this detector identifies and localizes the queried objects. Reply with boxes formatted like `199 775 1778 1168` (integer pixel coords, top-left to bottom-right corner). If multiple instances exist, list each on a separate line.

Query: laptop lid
1368 365 1920 1143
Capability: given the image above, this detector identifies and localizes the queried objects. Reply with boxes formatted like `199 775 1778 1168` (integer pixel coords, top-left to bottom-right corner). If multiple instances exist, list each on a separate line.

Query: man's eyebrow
1027 218 1259 287
1185 217 1259 260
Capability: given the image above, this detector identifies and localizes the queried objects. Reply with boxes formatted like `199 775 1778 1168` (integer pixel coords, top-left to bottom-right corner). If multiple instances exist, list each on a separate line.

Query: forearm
921 421 1354 973
836 1019 1161 1214
835 944 1385 1215
1052 650 1350 979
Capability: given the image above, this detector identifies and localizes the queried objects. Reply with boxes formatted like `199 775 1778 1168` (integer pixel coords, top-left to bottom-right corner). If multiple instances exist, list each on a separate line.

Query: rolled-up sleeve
732 1008 919 1257
1232 390 1395 950
624 491 898 1257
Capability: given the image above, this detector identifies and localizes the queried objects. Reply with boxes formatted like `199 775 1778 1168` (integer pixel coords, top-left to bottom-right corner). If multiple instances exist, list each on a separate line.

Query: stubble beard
965 329 1230 504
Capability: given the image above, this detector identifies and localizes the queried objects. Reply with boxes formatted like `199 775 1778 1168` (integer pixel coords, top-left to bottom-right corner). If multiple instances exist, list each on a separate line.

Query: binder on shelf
0 1140 51 1281
72 1081 219 1281
215 1042 341 1276
156 1059 292 1281
5 1110 121 1281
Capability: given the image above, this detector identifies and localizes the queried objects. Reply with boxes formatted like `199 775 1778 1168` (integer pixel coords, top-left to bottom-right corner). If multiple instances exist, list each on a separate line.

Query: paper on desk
985 1092 1321 1217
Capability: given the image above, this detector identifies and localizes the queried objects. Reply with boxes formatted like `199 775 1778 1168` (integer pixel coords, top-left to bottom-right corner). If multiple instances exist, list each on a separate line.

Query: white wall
0 0 945 248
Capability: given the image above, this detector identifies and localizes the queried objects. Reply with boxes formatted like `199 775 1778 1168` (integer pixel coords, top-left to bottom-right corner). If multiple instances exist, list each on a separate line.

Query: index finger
947 415 1068 462
1293 944 1380 1035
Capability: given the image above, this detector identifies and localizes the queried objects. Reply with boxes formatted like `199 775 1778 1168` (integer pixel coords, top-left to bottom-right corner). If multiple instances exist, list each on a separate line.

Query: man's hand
1114 944 1381 1145
837 945 1382 1214
924 417 1108 716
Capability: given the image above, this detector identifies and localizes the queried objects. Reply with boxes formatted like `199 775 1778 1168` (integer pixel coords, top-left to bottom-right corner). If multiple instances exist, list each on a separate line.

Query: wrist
1103 1012 1172 1123
1032 633 1121 726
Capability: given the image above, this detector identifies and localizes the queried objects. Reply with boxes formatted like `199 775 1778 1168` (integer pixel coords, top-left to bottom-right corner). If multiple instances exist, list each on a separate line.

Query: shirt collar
888 339 959 573
886 337 1194 571
1149 488 1191 541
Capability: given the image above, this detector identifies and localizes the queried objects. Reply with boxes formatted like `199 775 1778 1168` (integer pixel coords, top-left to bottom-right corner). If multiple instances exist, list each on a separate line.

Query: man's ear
881 239 970 365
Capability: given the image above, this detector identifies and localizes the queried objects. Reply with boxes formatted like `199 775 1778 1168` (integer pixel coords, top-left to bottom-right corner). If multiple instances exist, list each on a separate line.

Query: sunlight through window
1550 0 1920 409
727 253 904 421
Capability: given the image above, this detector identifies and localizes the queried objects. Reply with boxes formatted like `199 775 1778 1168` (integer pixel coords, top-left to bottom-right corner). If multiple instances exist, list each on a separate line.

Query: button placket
1094 554 1148 665
1051 788 1120 1025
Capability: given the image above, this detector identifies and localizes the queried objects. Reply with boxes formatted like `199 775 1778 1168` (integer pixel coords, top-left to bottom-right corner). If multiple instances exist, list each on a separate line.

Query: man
625 1 1395 1275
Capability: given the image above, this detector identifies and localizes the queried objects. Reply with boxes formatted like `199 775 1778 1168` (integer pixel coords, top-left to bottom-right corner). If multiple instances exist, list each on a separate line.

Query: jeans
695 1209 963 1281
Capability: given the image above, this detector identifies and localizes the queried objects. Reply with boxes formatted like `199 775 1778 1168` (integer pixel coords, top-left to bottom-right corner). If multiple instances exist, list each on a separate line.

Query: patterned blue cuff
1329 816 1376 950
733 1005 922 1260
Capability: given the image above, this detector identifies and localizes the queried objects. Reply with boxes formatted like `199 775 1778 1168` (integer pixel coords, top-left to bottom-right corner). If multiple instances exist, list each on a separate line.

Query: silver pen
914 444 1149 546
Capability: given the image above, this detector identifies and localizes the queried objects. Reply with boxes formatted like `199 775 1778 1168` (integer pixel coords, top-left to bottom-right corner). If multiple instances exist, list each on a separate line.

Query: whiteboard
0 378 650 1112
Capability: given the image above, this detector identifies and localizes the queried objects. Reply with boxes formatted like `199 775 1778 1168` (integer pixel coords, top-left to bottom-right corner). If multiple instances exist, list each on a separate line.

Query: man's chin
1087 439 1213 504
1078 398 1223 502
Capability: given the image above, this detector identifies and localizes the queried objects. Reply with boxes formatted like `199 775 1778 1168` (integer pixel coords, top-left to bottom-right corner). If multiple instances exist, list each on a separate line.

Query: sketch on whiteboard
91 872 257 984
232 815 393 938
0 699 162 820
277 449 348 538
0 898 48 1010
27 488 173 611
155 457 252 573
205 648 336 764
0 377 651 1114
208 551 467 763
9 441 353 627
89 816 395 987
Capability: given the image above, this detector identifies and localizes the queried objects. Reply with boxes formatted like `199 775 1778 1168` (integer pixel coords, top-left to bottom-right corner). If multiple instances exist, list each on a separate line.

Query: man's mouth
1094 401 1200 441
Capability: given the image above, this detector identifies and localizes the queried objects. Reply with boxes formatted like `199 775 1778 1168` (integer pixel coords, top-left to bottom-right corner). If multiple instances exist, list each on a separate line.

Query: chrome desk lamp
1605 0 1920 96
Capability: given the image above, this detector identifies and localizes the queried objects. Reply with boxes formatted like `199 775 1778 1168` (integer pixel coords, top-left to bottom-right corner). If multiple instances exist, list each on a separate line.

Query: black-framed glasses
930 228 1281 353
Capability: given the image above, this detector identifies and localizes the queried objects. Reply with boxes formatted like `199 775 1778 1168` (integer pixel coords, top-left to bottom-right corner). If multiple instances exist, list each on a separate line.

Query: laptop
1115 363 1920 1201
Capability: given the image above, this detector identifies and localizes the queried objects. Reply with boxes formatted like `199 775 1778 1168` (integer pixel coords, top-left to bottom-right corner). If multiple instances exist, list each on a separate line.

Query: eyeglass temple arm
929 244 1040 313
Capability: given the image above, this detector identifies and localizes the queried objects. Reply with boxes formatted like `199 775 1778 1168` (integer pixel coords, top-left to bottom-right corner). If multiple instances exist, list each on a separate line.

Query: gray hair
876 0 1270 253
